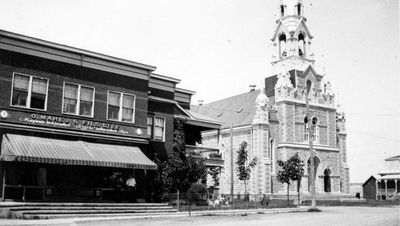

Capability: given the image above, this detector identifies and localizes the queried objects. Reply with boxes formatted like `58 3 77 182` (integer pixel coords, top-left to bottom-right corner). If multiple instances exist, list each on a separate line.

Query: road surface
77 206 399 226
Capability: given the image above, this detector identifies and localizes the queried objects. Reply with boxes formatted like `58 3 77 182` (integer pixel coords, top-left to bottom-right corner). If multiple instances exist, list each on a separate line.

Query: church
192 0 350 195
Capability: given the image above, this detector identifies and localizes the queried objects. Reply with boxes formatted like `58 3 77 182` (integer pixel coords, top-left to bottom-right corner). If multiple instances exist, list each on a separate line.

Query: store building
0 29 221 202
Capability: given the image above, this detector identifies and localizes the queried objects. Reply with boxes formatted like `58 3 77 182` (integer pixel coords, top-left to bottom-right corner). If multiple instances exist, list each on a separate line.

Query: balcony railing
185 145 224 167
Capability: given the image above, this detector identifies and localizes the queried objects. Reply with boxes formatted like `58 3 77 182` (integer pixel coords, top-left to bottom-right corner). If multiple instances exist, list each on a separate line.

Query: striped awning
0 134 157 170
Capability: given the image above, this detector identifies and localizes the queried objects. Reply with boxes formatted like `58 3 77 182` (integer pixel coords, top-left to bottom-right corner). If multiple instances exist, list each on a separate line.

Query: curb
0 207 309 225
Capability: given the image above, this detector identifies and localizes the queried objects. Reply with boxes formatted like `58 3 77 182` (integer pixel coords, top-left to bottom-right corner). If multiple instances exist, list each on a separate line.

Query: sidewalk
0 207 309 226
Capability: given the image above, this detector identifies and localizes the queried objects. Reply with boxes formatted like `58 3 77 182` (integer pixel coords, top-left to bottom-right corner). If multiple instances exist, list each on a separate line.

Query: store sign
0 109 147 137
19 113 130 134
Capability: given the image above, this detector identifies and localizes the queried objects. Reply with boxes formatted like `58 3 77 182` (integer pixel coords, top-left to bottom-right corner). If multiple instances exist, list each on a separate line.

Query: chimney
198 100 204 106
249 85 256 92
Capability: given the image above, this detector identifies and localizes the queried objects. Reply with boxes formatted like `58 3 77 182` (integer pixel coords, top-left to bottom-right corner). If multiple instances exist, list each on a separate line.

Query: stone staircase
0 202 177 219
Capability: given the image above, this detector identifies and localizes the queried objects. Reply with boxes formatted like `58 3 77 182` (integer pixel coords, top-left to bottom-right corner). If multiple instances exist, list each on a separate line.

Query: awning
0 134 157 170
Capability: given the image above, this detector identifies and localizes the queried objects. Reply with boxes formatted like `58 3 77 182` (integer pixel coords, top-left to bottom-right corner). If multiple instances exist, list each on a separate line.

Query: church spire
271 0 314 75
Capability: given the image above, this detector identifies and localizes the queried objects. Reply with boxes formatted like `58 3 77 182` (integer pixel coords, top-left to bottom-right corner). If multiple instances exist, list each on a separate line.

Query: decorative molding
277 142 339 152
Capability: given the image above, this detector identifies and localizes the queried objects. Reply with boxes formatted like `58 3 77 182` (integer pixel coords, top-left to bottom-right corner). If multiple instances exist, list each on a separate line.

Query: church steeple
271 0 314 75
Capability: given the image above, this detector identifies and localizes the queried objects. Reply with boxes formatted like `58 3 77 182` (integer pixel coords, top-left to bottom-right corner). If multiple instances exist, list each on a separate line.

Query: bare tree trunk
297 179 300 205
244 180 247 208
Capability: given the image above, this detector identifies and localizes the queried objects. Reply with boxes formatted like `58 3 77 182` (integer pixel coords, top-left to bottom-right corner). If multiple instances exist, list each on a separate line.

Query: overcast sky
0 0 398 183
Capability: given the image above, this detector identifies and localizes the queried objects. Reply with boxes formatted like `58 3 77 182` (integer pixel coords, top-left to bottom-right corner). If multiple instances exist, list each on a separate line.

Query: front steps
0 202 177 219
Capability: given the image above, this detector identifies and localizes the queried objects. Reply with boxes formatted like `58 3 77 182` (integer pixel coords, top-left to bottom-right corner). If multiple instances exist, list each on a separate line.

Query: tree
161 118 207 193
276 153 305 206
236 141 258 197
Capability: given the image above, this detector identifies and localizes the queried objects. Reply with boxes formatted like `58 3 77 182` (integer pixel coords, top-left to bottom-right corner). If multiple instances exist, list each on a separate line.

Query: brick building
0 29 221 201
192 0 350 195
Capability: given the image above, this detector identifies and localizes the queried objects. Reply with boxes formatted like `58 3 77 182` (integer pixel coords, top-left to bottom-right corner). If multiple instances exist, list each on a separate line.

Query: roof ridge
202 89 261 106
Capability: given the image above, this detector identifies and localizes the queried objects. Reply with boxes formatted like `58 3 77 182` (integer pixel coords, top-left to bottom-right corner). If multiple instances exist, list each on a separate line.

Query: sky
0 0 398 183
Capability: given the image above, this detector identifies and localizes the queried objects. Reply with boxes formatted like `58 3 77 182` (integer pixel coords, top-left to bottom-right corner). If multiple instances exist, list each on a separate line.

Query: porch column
384 180 388 197
1 165 6 201
395 179 398 193
375 180 379 200
217 129 221 147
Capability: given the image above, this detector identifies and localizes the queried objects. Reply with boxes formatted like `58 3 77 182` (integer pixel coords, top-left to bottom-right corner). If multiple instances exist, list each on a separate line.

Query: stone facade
197 0 350 195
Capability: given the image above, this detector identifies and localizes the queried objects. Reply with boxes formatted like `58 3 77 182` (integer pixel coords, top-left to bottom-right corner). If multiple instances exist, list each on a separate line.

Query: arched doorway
307 156 320 192
324 168 331 192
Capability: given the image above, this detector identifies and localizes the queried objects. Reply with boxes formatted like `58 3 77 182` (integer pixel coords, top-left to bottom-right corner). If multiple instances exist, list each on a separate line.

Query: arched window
298 33 305 57
303 116 309 141
311 117 318 142
324 168 332 192
280 4 285 17
296 3 302 16
304 116 318 142
279 33 287 57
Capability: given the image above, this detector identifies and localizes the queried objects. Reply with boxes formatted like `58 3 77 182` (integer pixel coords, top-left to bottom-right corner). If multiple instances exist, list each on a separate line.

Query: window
147 116 153 137
107 91 136 123
296 3 302 16
63 83 94 117
298 33 305 57
304 116 318 142
147 116 165 141
11 73 48 110
270 139 276 174
280 4 285 16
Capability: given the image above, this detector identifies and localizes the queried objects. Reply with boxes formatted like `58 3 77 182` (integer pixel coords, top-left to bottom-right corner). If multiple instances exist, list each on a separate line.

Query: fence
164 192 295 212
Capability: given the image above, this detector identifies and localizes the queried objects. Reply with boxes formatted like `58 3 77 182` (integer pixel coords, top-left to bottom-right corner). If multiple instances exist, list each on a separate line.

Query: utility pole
306 80 317 209
230 123 234 208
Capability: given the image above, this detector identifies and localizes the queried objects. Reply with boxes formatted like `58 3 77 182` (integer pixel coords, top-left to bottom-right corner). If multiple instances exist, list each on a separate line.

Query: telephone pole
306 80 317 209
230 123 234 208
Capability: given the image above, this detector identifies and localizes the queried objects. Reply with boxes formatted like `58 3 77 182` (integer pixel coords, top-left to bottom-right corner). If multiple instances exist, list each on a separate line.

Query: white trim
106 91 136 124
10 72 49 111
150 73 181 83
277 142 339 152
275 99 337 110
62 82 95 118
148 95 178 104
175 87 196 95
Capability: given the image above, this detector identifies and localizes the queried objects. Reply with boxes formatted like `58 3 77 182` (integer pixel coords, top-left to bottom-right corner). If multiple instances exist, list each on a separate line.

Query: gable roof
271 17 313 41
191 89 275 129
300 65 323 81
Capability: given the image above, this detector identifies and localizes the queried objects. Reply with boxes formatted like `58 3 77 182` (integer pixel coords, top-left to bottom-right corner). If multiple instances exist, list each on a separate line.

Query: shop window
11 73 48 110
107 91 136 123
63 83 94 117
147 116 165 141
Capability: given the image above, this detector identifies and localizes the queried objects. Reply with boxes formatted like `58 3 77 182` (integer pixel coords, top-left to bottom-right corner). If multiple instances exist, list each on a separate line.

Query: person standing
126 175 136 202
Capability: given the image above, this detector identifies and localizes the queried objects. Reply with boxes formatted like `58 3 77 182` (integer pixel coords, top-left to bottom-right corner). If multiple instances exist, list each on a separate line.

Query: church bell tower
271 0 315 75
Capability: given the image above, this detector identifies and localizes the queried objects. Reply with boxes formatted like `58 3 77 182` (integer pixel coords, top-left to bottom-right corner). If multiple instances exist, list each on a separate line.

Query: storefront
0 111 157 202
